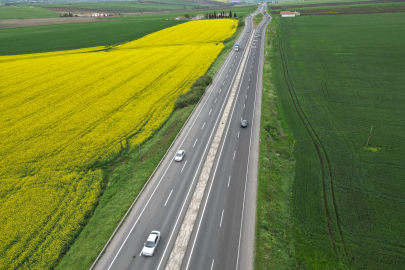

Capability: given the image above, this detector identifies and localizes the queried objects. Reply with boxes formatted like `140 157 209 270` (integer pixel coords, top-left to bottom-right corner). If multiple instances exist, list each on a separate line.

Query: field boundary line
89 24 249 270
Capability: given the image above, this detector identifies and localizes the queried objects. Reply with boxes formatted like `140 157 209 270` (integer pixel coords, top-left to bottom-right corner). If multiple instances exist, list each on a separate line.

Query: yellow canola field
0 19 237 269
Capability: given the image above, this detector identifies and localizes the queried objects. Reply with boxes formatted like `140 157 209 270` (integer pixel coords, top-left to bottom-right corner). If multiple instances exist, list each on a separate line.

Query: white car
142 231 161 256
174 150 185 161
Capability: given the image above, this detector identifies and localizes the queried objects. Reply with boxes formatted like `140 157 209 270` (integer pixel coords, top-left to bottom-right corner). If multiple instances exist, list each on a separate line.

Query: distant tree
183 5 186 9
229 10 232 18
213 11 216 18
184 14 190 18
234 12 236 18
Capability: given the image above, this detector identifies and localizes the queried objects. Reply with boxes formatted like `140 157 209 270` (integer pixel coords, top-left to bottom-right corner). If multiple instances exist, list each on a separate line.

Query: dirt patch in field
0 17 101 29
47 7 133 14
269 0 405 9
298 5 405 15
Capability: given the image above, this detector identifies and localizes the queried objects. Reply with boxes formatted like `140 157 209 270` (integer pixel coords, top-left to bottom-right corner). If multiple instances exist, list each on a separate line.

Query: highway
92 4 271 270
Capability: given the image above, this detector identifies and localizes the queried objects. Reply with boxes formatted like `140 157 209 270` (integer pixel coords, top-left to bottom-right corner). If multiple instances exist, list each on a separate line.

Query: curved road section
92 5 271 270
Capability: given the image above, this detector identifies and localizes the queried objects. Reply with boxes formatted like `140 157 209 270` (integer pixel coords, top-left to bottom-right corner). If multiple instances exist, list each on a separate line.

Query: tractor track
278 31 336 249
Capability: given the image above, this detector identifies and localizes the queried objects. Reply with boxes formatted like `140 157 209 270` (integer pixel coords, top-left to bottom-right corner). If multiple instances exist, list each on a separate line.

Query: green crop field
104 6 256 20
0 19 184 56
37 0 216 12
258 12 405 269
0 6 58 19
268 0 394 6
253 12 263 28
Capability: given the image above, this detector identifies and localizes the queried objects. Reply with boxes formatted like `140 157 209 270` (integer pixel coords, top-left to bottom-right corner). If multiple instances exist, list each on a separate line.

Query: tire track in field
308 44 350 259
278 30 336 249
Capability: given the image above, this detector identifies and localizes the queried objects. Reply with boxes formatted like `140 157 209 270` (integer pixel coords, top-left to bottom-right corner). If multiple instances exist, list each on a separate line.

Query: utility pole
289 140 296 161
366 126 373 147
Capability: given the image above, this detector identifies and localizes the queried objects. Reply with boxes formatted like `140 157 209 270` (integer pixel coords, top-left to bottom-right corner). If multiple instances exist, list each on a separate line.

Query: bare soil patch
47 7 132 14
269 0 405 9
0 17 101 29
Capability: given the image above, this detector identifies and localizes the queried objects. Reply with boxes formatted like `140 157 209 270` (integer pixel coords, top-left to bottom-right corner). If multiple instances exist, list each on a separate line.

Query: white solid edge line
164 190 173 206
236 18 269 270
185 23 255 270
156 34 247 269
105 33 237 269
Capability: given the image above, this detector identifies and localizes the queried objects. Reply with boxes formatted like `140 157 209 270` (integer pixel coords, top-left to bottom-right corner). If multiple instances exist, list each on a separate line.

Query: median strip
165 28 256 270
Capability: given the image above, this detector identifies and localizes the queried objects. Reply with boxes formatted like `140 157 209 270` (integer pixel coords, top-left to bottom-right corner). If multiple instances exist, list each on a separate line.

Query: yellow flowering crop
0 19 237 269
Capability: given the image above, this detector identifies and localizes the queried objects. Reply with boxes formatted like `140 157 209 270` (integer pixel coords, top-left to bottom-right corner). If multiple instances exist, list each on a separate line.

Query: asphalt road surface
92 5 271 270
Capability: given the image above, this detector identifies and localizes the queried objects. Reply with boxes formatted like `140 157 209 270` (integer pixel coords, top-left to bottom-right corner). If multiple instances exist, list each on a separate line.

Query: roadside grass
0 6 58 19
266 12 405 269
55 21 246 270
253 12 263 28
0 20 184 56
254 17 297 269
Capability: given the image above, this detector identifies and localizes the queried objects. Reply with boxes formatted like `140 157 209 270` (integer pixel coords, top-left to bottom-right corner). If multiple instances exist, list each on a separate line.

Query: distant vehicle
241 120 248 128
142 231 161 256
258 35 261 38
234 43 239 52
174 150 185 161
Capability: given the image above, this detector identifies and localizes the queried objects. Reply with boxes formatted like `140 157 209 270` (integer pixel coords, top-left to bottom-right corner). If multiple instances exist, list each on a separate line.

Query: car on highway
241 119 248 128
174 150 185 161
142 231 161 256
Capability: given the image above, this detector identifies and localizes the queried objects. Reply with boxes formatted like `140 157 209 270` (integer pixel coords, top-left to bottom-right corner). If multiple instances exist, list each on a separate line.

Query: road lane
92 10 259 270
181 8 271 270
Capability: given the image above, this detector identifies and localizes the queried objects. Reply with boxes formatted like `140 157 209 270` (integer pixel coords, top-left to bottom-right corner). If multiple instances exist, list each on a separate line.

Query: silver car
142 231 161 256
174 150 185 161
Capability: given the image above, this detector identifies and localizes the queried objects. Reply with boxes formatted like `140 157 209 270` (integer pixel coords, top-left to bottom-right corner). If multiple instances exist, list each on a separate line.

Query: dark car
241 120 248 128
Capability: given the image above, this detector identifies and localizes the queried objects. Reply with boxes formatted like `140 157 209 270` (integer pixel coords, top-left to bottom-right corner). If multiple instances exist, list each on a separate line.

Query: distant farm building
195 14 204 20
78 13 109 17
280 11 300 17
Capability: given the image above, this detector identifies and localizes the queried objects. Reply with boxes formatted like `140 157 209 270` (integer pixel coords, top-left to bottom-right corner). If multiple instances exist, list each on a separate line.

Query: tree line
205 10 236 19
